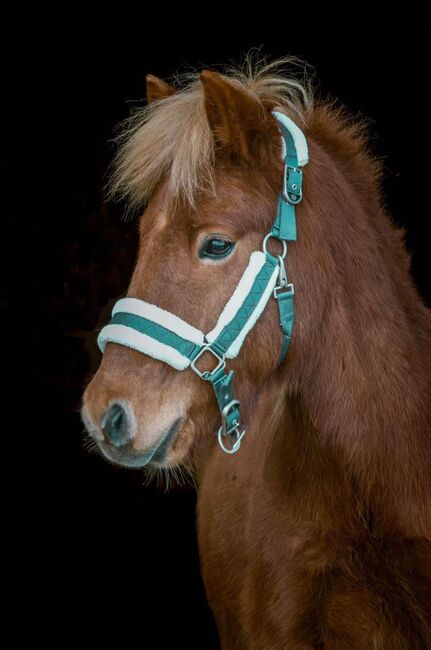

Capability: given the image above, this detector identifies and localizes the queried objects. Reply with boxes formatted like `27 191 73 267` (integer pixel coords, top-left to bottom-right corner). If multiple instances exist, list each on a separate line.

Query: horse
81 59 431 648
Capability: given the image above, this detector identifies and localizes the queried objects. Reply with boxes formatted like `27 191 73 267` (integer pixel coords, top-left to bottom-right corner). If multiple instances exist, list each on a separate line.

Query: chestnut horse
82 61 431 647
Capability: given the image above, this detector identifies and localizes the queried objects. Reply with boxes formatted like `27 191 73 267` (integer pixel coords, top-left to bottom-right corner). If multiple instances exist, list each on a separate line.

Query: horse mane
109 57 315 210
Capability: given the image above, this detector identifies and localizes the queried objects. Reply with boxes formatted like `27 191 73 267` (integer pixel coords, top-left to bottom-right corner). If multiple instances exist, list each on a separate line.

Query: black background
34 18 430 647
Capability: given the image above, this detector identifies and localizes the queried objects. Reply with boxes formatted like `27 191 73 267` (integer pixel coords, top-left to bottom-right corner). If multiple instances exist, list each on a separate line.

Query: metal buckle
282 165 303 204
220 399 240 436
217 425 246 455
190 344 226 380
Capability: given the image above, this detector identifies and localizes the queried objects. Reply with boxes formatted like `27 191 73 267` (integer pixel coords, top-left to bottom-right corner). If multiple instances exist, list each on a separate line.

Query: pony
81 59 431 647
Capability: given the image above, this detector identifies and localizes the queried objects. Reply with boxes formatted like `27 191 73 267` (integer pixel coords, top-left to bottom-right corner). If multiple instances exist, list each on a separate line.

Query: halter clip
217 425 246 455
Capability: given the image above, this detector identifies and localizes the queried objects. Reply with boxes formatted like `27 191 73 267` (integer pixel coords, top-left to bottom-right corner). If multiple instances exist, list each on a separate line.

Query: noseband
98 112 308 455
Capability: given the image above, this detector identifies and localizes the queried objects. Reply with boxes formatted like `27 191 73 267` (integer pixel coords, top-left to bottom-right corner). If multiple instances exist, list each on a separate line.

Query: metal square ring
190 344 226 380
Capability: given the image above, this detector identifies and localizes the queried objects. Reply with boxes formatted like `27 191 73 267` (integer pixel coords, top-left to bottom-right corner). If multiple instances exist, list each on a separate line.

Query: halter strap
270 111 308 242
99 298 204 371
98 252 279 365
268 110 307 366
97 111 308 455
98 252 279 449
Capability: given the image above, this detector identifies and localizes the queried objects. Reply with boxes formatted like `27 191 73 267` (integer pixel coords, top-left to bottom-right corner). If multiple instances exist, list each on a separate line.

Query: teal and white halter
98 111 308 455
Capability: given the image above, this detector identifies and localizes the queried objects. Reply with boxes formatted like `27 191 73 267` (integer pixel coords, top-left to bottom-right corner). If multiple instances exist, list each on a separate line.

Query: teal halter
98 111 308 455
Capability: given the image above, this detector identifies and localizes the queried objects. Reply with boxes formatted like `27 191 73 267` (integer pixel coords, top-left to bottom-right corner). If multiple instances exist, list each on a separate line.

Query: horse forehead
139 202 171 233
139 174 274 237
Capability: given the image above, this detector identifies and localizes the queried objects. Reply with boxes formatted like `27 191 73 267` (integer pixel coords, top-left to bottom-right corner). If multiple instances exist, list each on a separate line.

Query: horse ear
146 74 176 103
200 70 269 160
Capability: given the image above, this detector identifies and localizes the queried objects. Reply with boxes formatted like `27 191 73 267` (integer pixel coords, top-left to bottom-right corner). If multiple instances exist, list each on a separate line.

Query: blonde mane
109 57 313 210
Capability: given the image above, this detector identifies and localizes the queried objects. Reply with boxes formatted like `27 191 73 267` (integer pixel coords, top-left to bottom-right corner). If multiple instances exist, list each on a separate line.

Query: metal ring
262 234 287 260
217 427 246 455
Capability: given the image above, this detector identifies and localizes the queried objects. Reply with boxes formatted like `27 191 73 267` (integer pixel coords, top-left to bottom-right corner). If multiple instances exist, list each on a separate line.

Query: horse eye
199 236 235 260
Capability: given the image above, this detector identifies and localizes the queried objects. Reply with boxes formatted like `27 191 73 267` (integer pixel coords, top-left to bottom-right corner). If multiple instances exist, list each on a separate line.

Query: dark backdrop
36 19 429 647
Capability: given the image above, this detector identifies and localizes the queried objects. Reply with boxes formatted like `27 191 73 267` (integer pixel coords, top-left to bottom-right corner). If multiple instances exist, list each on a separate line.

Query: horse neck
274 134 431 537
256 384 364 535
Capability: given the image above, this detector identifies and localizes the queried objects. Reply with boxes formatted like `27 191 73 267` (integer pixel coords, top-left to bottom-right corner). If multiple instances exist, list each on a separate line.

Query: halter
98 111 308 455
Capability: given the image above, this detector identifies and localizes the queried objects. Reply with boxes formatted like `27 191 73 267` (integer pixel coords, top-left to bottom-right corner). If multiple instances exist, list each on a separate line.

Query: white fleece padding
206 251 278 358
97 324 191 371
272 110 309 167
224 263 279 358
206 252 266 342
112 297 205 345
99 252 279 368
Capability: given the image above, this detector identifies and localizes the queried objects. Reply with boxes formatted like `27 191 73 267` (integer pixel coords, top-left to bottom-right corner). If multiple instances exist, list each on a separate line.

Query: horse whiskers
141 456 197 492
181 459 198 492
82 432 99 454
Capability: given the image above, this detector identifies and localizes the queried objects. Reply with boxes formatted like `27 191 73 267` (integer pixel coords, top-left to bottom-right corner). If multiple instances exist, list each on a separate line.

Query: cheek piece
97 112 309 455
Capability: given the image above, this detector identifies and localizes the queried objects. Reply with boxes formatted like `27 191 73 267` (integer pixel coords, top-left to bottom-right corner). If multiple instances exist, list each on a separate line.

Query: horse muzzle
81 399 184 468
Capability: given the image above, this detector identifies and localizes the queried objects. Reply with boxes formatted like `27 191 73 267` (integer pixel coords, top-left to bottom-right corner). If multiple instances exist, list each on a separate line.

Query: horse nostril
101 403 133 449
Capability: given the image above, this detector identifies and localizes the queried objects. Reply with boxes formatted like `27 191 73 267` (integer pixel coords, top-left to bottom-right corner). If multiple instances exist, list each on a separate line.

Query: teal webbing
111 312 201 360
